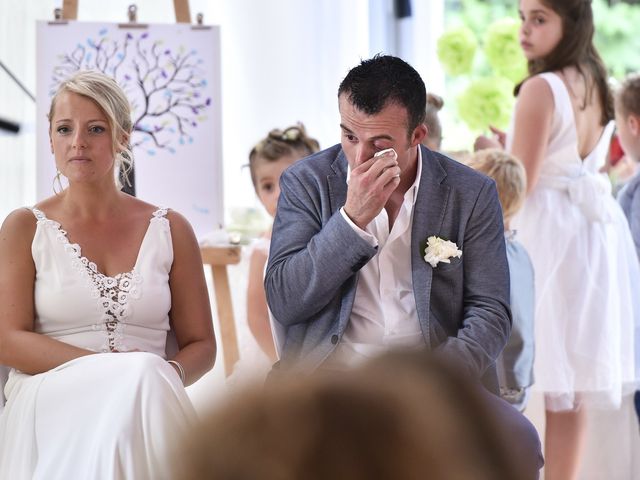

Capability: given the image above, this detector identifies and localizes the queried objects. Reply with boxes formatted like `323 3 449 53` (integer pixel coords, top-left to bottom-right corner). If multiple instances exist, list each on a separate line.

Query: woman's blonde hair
48 70 134 188
468 149 527 223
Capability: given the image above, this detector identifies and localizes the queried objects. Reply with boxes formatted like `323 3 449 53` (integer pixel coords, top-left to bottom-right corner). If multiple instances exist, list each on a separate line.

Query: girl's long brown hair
515 0 613 125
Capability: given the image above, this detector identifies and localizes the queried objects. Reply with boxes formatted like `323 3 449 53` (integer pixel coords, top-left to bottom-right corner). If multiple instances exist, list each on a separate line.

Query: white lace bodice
31 207 174 356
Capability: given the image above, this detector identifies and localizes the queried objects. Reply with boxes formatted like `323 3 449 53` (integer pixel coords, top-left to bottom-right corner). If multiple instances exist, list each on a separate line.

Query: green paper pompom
484 18 528 84
457 77 514 132
437 26 478 76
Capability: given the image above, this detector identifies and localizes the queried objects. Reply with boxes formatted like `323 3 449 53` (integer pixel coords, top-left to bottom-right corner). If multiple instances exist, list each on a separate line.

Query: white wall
0 0 50 220
0 0 444 224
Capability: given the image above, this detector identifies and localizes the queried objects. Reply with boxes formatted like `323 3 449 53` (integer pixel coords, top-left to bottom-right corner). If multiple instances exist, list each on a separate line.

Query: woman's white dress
0 207 196 479
511 72 640 411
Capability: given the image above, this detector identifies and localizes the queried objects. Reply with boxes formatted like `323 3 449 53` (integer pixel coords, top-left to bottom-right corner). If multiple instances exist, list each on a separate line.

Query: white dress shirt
326 147 425 368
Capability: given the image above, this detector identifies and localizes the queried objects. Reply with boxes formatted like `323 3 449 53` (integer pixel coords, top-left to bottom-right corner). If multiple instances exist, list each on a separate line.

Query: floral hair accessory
281 127 301 142
423 236 462 268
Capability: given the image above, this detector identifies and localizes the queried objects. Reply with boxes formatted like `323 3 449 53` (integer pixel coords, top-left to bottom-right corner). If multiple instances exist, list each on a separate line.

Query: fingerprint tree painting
50 27 212 157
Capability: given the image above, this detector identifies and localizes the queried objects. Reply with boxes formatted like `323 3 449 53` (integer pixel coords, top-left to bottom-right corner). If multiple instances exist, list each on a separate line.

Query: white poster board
36 21 223 237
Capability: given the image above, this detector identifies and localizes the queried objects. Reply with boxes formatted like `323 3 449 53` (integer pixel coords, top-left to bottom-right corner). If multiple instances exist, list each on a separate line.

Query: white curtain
0 0 52 220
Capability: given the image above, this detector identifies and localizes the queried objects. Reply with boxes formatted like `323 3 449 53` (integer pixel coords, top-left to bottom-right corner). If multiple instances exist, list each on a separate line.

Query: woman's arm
166 211 216 386
509 76 555 193
0 209 95 374
246 246 277 362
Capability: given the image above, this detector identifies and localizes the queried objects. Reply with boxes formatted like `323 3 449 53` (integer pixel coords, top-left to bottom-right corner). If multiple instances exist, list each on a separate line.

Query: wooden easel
200 245 241 377
61 0 241 377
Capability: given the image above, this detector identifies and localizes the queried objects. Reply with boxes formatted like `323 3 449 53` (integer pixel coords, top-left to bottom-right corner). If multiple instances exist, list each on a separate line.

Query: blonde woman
0 70 216 478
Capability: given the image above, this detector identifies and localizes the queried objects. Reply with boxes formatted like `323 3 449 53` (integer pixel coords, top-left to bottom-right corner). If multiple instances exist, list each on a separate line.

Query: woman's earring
52 170 63 194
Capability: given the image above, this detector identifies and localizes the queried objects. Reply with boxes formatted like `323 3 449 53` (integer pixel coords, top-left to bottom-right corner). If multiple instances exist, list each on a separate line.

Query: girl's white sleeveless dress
0 207 196 479
510 72 640 411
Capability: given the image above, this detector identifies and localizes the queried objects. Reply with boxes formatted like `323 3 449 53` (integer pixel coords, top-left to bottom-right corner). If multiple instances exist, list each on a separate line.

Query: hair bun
427 93 444 111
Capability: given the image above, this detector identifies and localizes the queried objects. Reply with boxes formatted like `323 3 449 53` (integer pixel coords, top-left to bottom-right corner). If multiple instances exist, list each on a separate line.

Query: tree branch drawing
50 28 212 156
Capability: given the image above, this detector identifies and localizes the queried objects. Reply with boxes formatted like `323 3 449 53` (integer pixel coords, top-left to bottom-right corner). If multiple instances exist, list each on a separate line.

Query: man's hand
344 148 401 229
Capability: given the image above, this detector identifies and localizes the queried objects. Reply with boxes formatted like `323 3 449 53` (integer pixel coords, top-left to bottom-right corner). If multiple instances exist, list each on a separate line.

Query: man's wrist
339 207 377 247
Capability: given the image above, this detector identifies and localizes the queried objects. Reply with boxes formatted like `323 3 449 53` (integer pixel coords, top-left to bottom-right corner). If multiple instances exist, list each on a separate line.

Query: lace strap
31 207 46 222
152 207 169 219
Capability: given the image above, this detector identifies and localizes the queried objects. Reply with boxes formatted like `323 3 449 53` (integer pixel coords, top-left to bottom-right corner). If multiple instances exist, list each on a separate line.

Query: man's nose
354 146 372 166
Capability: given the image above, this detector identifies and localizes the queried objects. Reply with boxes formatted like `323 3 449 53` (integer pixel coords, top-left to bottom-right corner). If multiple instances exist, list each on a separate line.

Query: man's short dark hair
338 54 427 134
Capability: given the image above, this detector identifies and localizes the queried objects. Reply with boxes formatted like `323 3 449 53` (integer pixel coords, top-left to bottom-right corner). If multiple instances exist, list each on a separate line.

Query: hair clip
281 127 301 142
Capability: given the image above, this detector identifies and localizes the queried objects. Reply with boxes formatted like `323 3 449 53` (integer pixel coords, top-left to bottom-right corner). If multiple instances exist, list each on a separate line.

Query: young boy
468 148 535 411
614 73 640 422
615 73 640 260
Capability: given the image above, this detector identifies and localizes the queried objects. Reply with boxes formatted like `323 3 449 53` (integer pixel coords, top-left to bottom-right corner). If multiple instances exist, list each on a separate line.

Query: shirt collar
407 146 422 204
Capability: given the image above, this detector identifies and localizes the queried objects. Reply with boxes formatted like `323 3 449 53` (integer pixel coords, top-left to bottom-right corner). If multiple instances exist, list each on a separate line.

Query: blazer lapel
327 150 348 215
327 149 356 334
412 147 450 344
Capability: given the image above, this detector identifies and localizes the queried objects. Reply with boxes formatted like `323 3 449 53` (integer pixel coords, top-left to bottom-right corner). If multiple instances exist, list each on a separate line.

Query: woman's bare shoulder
163 209 198 247
119 194 163 218
33 194 64 216
164 208 192 228
0 207 38 245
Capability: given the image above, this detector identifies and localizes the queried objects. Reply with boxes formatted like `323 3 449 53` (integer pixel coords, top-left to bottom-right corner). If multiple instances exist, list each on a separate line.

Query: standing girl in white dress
0 70 217 479
476 1 640 479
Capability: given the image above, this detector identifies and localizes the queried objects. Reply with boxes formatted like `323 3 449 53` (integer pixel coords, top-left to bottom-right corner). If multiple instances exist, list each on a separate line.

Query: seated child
615 73 640 259
246 123 320 362
422 92 444 151
614 73 640 423
468 149 535 411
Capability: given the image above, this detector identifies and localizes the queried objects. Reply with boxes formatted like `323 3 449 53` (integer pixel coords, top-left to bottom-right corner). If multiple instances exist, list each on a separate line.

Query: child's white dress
510 72 640 411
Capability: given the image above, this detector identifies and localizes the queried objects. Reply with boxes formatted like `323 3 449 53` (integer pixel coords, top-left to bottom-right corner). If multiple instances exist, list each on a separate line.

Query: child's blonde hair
468 149 527 223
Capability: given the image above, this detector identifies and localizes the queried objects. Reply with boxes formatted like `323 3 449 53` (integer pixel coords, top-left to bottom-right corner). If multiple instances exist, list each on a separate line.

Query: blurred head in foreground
175 350 521 480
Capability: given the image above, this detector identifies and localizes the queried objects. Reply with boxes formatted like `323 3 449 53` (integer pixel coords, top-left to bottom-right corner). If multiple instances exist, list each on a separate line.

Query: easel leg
210 265 240 377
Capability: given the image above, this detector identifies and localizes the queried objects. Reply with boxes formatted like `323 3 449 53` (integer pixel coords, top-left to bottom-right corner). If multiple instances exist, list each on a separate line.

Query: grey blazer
265 144 511 392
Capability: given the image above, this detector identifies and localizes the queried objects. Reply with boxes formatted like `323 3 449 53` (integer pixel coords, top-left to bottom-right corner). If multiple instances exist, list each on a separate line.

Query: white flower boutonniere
423 236 462 268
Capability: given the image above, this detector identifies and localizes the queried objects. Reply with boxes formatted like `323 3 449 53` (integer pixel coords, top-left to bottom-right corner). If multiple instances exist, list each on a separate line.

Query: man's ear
629 114 640 136
410 123 428 146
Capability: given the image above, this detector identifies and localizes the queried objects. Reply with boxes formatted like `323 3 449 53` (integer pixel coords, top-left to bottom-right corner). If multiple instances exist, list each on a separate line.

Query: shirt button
331 335 339 345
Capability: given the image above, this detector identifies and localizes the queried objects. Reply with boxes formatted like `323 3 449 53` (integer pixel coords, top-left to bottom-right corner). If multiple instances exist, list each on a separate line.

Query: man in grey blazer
265 54 543 475
265 55 510 390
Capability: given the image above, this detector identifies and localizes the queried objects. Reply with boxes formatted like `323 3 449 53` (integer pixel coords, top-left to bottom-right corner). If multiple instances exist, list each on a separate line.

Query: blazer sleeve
435 178 512 378
264 167 377 327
